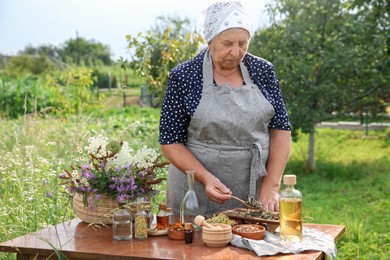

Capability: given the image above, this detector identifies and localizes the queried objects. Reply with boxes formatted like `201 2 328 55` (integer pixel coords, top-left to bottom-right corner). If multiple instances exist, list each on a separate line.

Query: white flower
80 178 89 186
85 134 110 158
107 141 134 168
71 170 80 178
132 146 159 169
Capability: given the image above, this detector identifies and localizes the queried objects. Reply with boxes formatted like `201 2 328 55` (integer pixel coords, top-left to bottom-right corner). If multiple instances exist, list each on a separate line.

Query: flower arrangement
58 133 168 209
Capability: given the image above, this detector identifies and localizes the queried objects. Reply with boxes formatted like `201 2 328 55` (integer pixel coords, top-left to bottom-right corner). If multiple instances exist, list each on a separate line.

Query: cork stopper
283 175 297 185
159 203 167 210
184 223 192 230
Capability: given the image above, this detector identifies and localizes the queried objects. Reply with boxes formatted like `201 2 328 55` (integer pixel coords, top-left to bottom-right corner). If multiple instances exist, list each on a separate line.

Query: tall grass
0 112 389 259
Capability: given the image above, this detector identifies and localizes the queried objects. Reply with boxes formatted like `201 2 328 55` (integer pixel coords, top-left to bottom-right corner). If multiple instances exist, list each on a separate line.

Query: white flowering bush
58 134 168 208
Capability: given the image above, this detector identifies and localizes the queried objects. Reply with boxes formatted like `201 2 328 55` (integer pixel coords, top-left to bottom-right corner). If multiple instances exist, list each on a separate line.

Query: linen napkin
230 227 337 259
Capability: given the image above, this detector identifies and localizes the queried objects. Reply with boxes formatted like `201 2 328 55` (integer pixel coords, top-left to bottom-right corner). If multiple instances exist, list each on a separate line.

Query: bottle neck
186 171 195 190
286 184 295 191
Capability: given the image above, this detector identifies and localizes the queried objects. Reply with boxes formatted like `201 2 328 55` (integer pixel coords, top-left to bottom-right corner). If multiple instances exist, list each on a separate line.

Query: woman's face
208 28 250 70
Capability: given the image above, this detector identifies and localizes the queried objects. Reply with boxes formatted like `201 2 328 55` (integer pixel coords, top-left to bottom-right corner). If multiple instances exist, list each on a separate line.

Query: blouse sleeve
159 69 191 144
264 65 291 131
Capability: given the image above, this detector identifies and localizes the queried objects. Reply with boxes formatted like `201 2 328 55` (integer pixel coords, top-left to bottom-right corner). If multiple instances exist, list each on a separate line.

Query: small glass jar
134 198 148 240
157 203 168 230
112 209 132 240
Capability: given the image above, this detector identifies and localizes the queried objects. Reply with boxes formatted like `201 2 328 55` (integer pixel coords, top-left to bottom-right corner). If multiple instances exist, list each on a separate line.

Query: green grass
0 112 389 259
287 129 390 259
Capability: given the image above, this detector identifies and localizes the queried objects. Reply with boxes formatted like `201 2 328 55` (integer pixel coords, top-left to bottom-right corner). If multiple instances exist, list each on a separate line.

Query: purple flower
81 164 91 170
45 192 53 197
81 169 95 180
115 166 121 172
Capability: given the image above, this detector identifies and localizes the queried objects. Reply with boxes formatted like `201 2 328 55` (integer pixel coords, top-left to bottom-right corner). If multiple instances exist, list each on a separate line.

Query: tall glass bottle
279 174 303 241
180 170 203 229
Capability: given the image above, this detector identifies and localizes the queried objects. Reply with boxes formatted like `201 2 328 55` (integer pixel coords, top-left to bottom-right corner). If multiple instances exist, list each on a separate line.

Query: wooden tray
219 208 279 233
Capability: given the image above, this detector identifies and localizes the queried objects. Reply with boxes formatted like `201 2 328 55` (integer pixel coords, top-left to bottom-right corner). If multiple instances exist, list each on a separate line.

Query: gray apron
167 50 275 217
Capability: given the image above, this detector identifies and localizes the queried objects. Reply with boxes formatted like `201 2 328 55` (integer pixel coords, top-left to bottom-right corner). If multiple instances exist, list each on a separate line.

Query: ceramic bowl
167 226 194 240
202 223 232 247
232 224 265 240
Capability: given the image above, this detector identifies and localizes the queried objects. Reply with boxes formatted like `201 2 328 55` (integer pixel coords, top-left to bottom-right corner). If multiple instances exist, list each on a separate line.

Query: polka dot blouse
159 49 291 145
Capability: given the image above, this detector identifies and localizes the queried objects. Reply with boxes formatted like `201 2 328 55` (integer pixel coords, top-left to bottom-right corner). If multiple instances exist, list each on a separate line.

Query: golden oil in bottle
279 175 302 241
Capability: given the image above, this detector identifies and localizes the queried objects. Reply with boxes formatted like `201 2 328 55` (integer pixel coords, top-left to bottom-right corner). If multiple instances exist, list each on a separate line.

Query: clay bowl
168 226 194 240
232 224 265 240
202 223 232 247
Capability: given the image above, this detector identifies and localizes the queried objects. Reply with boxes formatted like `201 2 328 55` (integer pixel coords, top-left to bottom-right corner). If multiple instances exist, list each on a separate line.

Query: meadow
0 107 389 259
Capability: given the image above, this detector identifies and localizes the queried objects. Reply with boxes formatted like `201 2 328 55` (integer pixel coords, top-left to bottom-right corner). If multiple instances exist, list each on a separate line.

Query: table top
0 218 345 260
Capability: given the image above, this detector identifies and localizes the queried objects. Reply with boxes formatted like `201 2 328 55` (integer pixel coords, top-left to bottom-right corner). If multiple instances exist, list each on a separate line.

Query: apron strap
203 49 214 86
250 142 267 198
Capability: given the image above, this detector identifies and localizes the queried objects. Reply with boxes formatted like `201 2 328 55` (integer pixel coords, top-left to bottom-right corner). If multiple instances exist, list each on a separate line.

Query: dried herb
244 195 279 220
206 213 236 225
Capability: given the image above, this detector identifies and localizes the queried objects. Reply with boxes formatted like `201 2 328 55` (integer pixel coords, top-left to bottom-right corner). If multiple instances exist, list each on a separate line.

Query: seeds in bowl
234 225 262 233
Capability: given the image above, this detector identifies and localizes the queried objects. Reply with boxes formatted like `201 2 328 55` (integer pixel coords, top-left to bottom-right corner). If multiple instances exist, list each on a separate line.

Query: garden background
1 0 389 259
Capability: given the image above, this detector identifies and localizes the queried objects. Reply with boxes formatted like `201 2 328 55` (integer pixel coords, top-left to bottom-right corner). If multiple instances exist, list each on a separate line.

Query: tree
58 37 113 66
249 0 389 171
119 16 204 107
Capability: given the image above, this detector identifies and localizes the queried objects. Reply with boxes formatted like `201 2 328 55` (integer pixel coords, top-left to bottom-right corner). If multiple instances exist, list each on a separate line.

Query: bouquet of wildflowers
58 134 168 208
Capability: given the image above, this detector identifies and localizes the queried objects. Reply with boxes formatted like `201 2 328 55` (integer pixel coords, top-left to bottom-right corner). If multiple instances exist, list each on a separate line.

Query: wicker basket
73 193 119 224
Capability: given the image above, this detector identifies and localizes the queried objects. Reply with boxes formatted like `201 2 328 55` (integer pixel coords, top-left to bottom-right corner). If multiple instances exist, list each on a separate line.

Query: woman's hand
160 143 232 204
204 179 232 204
258 185 280 212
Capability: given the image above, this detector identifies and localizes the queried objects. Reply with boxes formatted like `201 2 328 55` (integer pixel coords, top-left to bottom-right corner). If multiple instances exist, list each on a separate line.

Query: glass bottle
156 203 168 230
166 207 174 227
180 170 204 230
134 197 148 240
143 201 154 230
279 174 303 241
184 222 193 244
112 209 132 240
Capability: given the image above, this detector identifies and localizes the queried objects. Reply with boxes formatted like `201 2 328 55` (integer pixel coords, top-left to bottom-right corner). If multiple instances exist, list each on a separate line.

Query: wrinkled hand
204 179 232 204
258 186 280 212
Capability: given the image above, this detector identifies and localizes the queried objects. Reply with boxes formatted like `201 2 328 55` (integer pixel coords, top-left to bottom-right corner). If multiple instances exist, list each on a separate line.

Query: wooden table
0 218 344 260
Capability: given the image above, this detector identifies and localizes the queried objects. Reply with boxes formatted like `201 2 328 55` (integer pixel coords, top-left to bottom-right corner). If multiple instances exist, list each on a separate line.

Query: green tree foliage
58 37 113 66
0 67 104 118
119 16 204 107
249 0 389 171
3 54 60 77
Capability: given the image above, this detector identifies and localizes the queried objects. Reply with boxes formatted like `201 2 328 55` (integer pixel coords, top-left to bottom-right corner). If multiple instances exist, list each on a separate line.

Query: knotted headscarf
203 1 252 43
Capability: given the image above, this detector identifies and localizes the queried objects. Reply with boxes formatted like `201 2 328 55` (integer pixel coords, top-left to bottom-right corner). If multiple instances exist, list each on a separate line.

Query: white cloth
231 227 337 259
203 1 252 43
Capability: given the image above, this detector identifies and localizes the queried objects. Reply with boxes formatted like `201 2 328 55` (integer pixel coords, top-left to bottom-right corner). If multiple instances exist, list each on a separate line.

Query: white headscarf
203 1 252 43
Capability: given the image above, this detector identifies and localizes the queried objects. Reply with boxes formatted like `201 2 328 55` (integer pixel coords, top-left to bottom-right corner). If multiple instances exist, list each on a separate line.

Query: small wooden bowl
232 224 265 240
167 226 195 240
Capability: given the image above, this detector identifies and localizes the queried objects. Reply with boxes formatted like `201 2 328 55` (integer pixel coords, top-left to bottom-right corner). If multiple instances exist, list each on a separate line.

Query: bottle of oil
279 174 303 241
156 203 168 230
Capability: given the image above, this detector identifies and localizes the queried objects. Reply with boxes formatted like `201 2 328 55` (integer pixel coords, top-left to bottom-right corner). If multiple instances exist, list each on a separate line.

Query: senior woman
159 1 291 217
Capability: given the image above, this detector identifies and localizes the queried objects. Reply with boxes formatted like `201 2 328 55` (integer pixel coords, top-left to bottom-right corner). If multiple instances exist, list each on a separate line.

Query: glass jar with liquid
157 203 168 230
279 174 303 241
112 209 132 240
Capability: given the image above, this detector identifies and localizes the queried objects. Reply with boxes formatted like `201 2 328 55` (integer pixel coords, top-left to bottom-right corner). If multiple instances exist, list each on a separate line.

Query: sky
0 0 270 60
